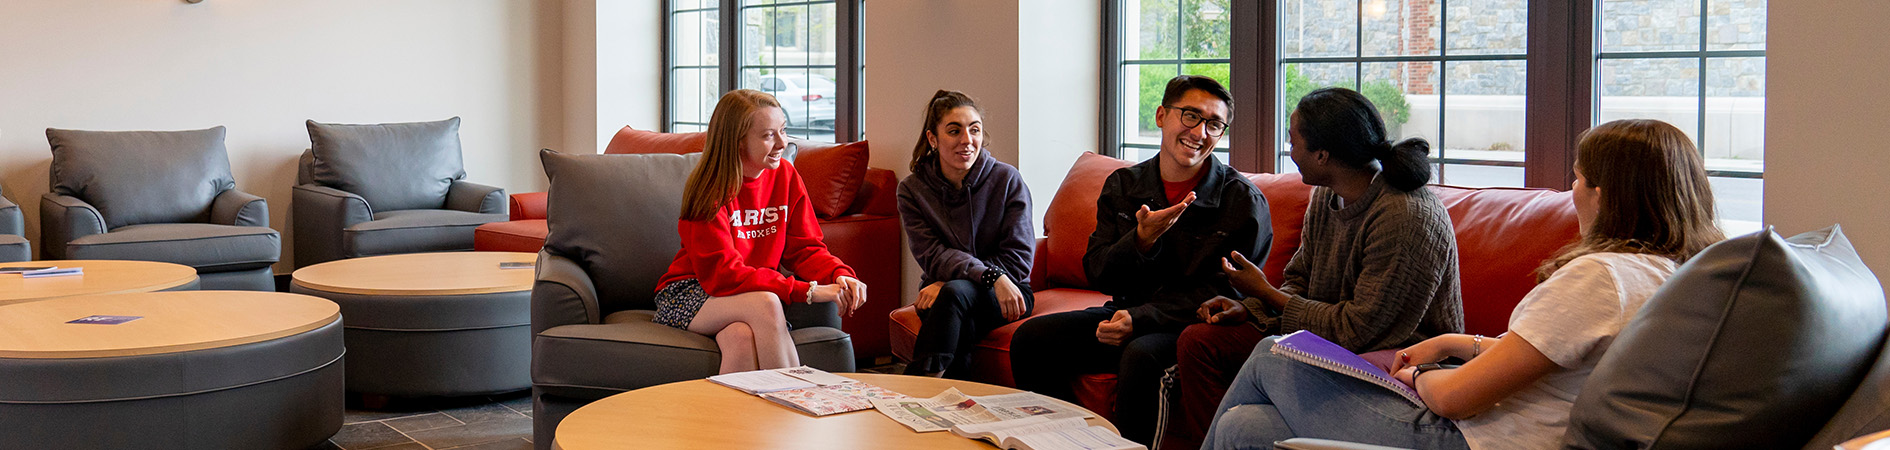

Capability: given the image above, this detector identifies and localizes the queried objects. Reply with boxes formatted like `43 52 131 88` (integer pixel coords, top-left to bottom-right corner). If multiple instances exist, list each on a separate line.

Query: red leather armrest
1030 237 1050 291
510 192 549 221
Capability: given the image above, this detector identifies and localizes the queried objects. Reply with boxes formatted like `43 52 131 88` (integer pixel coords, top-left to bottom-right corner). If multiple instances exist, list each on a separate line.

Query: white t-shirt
1455 252 1676 450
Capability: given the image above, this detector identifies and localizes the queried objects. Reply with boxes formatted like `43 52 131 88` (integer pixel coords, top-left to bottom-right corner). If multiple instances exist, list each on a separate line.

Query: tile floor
315 362 907 450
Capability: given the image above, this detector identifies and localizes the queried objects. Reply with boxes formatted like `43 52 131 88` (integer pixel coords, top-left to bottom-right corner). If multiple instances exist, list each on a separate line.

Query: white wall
1766 1 1890 280
595 0 666 146
862 1 1100 306
0 0 567 273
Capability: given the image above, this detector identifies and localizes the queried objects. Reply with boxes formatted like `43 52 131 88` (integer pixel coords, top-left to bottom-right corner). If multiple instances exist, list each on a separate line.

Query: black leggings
1008 306 1177 446
904 279 1034 377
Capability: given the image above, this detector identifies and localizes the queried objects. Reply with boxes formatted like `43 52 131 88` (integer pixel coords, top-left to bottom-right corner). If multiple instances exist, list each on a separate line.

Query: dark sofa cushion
539 150 702 313
306 118 465 212
47 127 235 229
1564 225 1886 449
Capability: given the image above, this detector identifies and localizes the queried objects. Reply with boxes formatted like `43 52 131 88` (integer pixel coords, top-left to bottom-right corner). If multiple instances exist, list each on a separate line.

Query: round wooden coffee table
0 291 345 449
0 259 198 306
551 373 1121 450
291 251 537 397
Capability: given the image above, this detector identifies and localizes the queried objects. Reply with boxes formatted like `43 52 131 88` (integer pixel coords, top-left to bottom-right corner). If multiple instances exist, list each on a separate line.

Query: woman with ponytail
896 90 1035 378
1160 87 1463 450
1200 119 1721 449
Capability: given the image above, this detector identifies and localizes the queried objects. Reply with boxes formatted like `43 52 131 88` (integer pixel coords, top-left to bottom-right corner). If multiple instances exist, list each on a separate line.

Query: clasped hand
808 276 867 317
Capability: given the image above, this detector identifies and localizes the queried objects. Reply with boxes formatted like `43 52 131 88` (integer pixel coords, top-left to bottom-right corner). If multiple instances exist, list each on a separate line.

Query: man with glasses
1010 75 1271 445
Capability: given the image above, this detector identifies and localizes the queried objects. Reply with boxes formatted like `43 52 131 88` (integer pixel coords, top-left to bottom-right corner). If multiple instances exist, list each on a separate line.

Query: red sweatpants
1160 323 1269 450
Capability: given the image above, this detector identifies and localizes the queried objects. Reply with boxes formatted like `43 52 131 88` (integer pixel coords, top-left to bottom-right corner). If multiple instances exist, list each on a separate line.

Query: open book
951 416 1144 450
1271 330 1424 407
707 366 908 416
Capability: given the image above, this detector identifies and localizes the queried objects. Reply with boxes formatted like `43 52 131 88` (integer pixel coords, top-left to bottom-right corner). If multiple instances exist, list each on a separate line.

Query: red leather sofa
475 126 904 361
889 152 1580 417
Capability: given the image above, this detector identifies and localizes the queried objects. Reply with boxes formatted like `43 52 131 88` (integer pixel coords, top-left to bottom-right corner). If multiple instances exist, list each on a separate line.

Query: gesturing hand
1095 310 1135 346
1135 192 1194 252
1195 296 1250 325
1221 251 1271 296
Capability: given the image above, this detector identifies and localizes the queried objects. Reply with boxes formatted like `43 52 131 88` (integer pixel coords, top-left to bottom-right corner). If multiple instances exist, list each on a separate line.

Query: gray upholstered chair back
1565 225 1886 449
539 149 703 314
46 127 235 229
304 118 466 212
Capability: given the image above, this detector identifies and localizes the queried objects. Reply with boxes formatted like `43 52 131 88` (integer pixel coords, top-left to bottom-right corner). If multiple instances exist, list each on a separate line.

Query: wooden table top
551 373 1120 450
0 260 198 306
0 291 339 359
290 252 537 296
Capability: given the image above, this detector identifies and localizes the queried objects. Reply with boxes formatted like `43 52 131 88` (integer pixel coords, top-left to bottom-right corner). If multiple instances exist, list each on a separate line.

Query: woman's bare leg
687 291 799 369
714 322 759 373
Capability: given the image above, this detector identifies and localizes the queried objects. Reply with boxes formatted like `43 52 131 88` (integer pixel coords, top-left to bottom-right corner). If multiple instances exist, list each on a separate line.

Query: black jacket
897 150 1035 288
1084 154 1272 335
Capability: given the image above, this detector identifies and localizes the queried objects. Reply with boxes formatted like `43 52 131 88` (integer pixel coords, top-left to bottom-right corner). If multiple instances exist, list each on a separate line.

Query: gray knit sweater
1243 176 1465 353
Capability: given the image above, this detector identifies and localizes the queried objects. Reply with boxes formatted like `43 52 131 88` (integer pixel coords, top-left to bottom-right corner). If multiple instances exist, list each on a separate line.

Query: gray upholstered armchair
528 150 855 449
40 127 280 290
293 117 507 268
0 184 26 263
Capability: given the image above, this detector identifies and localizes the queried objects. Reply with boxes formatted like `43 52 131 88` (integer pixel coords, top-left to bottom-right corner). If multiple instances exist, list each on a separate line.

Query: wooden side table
0 259 198 306
552 373 1121 450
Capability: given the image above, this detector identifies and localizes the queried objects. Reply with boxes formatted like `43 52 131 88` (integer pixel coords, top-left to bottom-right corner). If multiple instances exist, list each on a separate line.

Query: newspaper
871 388 1094 433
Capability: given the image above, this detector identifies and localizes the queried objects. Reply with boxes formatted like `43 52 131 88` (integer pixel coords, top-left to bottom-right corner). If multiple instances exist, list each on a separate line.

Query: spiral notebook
1271 330 1423 407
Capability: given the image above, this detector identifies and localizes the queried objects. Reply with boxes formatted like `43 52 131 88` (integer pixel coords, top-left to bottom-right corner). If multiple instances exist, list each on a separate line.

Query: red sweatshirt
656 160 857 304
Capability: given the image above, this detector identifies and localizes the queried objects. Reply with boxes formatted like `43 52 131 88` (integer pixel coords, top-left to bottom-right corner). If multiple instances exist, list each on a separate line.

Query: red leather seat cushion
1246 172 1314 285
473 219 548 253
603 126 704 155
791 140 870 219
1431 186 1580 336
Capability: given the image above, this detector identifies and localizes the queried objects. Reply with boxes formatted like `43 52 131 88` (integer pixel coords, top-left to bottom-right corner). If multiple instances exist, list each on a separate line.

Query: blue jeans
1201 337 1470 450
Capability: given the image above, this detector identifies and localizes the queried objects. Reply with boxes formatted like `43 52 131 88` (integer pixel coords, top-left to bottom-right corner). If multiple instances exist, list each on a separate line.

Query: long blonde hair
681 89 782 221
1537 119 1724 280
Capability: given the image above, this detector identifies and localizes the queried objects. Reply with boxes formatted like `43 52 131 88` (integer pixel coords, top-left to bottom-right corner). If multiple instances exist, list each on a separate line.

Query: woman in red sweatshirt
654 89 868 374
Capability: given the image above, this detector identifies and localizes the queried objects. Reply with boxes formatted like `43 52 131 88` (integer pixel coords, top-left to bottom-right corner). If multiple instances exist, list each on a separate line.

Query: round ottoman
1 259 199 306
291 251 535 397
0 291 343 449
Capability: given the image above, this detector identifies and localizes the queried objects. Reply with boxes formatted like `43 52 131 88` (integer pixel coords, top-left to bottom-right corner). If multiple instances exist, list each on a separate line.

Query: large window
667 0 858 142
1105 0 1767 227
1114 0 1233 162
1597 0 1766 229
1277 0 1529 187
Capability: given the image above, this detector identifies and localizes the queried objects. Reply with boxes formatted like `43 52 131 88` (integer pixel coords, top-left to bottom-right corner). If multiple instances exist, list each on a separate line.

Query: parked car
756 73 836 130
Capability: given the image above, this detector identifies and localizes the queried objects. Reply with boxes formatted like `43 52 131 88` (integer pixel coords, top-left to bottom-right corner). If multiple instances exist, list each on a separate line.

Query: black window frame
663 0 863 142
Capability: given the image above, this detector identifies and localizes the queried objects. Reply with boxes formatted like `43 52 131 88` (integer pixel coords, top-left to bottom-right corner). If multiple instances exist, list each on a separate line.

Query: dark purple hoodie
896 149 1035 288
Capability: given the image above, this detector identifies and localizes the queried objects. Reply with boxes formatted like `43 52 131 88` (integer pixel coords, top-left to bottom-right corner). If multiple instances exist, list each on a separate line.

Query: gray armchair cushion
0 235 26 264
292 183 373 268
67 223 279 271
47 127 235 229
38 194 106 260
446 180 506 215
306 118 466 212
0 193 20 236
343 209 506 258
1564 225 1886 450
540 150 702 313
530 311 853 398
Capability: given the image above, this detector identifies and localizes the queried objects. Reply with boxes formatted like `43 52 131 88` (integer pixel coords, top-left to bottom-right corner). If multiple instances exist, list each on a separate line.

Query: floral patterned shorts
653 278 710 330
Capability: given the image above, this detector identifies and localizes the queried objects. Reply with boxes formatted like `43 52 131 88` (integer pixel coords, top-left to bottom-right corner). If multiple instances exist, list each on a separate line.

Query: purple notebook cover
1272 330 1423 406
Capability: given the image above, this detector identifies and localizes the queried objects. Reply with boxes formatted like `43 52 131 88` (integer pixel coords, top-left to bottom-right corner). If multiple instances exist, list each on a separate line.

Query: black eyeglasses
1165 106 1228 137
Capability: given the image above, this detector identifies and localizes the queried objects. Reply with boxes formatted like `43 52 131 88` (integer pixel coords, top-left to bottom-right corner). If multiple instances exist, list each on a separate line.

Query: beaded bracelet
979 267 1007 288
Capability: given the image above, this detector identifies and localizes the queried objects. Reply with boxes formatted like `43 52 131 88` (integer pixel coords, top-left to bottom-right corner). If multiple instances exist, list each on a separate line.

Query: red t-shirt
1163 168 1204 206
656 160 857 304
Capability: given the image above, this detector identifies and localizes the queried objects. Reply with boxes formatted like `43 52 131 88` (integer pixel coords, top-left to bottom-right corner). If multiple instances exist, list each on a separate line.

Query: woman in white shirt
1201 119 1727 450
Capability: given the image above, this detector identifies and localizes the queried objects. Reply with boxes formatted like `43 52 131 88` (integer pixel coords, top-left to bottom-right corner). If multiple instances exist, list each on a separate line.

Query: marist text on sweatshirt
656 160 857 304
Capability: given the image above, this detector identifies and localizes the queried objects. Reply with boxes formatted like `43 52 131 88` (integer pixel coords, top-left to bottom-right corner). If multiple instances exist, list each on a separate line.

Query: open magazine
870 388 1093 433
952 416 1144 450
707 366 908 416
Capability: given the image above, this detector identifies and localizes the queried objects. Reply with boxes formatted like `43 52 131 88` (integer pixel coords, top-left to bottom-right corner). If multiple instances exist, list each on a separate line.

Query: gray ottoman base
291 286 531 397
198 266 277 291
0 319 344 449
